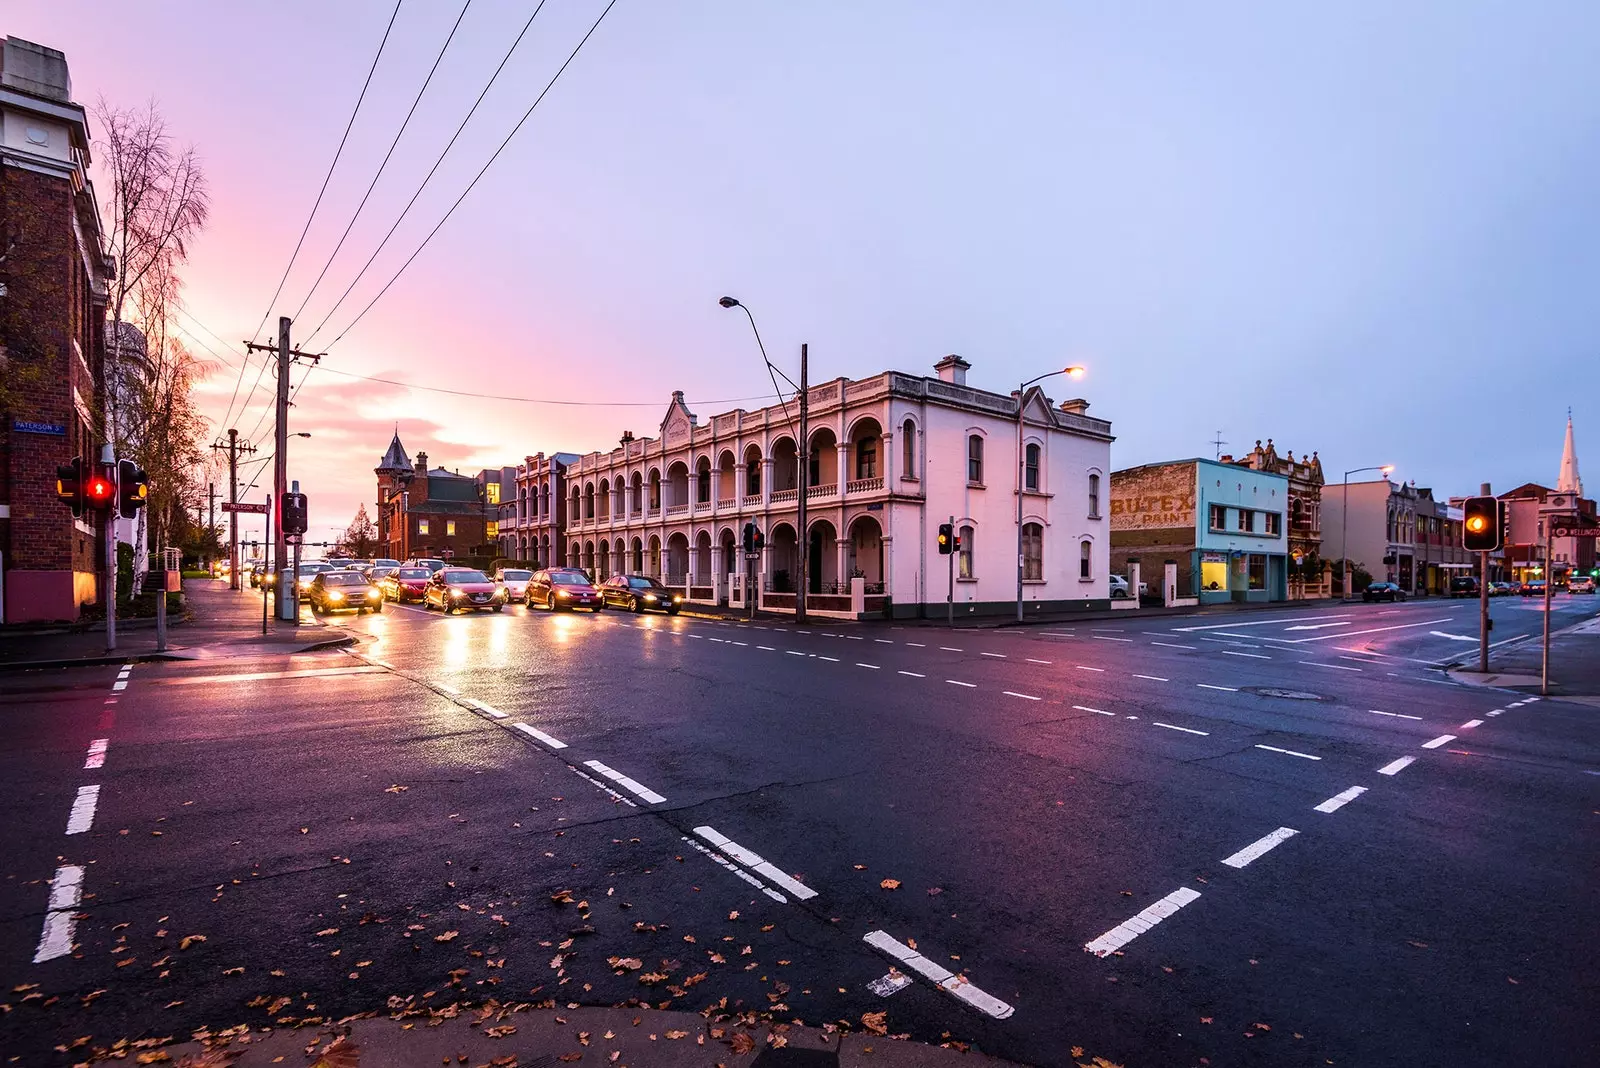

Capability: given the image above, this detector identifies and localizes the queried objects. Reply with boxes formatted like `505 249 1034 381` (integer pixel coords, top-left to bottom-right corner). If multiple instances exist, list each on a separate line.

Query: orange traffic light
1462 496 1501 552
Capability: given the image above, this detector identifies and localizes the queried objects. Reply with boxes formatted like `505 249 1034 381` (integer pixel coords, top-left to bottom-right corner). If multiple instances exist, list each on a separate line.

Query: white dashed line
1300 661 1362 672
65 785 100 835
857 663 880 670
1197 684 1237 692
875 639 894 644
898 670 925 678
1221 827 1298 868
1221 650 1271 659
33 864 85 963
947 680 977 688
940 647 964 653
1084 887 1202 958
1314 786 1367 813
1254 744 1320 760
1003 691 1040 700
1151 641 1197 650
981 652 1007 658
1096 636 1134 643
816 655 840 663
111 680 128 692
83 738 108 770
1459 719 1484 729
1025 658 1052 665
863 930 1014 1019
757 645 775 651
1076 665 1105 673
907 643 926 648
693 826 817 900
1420 734 1456 749
1074 705 1114 716
513 723 567 749
681 837 784 902
1368 709 1423 721
1153 722 1209 736
1377 756 1416 775
471 701 510 719
582 760 666 804
1133 674 1169 682
786 650 807 657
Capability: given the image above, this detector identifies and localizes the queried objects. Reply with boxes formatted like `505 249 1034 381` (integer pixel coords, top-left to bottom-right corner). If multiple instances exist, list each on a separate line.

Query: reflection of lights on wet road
484 611 512 660
442 615 471 671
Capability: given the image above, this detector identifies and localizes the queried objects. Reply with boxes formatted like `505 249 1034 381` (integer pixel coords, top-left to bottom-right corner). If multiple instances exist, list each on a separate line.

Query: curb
0 632 357 673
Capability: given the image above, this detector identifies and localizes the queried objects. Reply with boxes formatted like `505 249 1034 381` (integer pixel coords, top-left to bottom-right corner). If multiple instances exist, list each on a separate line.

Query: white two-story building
552 354 1114 619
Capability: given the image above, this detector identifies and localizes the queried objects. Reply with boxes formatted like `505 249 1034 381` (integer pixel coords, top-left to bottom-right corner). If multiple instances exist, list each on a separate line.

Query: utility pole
102 442 117 653
1479 482 1491 674
206 482 216 570
212 428 256 590
795 343 809 625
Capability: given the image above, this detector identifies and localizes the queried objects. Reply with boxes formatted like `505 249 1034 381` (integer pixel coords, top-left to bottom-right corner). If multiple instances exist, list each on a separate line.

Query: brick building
374 432 493 562
0 37 113 622
1223 439 1328 598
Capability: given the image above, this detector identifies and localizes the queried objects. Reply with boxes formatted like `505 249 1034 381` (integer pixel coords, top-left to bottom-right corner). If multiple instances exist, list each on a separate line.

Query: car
1448 576 1479 598
372 558 402 570
406 558 447 575
368 565 398 584
1109 575 1149 599
247 563 264 588
1569 576 1597 594
527 569 604 611
1489 581 1515 597
307 570 384 614
599 574 682 614
1520 580 1547 597
325 558 356 571
1363 581 1406 603
494 568 534 601
296 561 334 591
423 568 506 613
381 566 434 603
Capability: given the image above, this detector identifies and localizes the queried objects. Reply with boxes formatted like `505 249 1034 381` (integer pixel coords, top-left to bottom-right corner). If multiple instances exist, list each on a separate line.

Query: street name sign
1551 524 1600 538
222 502 269 514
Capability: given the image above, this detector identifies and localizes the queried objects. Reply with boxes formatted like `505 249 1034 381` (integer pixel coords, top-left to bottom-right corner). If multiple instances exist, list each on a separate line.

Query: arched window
649 470 661 510
697 460 712 504
902 418 916 477
1024 443 1040 491
1023 522 1043 580
1079 539 1092 580
958 524 975 579
1088 473 1101 517
967 435 984 484
856 435 878 480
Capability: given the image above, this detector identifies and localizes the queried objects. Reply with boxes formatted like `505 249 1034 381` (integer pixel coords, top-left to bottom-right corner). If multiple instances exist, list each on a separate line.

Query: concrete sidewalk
0 579 351 670
118 1004 1024 1067
1447 614 1600 705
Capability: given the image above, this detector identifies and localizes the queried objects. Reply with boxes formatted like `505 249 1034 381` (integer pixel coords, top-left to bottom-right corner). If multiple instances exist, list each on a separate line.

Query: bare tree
335 505 381 559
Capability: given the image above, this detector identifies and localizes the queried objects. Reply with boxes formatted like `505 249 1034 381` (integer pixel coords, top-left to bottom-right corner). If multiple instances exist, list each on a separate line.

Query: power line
310 362 778 407
289 0 474 326
302 0 552 345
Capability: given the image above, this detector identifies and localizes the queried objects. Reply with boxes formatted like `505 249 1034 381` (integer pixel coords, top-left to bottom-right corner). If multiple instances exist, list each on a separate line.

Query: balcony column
836 442 850 499
882 430 895 488
836 537 850 591
735 462 747 505
762 458 774 506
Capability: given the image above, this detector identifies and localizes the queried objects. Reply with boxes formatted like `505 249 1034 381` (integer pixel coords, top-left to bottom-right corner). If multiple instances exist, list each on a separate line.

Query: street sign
744 551 762 560
222 501 269 514
1551 524 1600 538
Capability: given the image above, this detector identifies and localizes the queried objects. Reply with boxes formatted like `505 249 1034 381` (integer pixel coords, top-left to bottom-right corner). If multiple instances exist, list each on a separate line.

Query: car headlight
450 587 465 598
366 588 380 599
557 589 571 598
328 591 344 601
644 594 657 601
673 595 683 603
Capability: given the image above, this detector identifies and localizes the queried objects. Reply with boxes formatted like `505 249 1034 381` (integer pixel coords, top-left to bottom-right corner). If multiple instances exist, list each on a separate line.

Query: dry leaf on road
880 879 900 890
862 1011 888 1035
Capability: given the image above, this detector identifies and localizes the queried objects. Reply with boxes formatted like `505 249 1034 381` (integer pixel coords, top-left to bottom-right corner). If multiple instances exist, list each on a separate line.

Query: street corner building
374 435 495 563
0 36 114 623
1109 456 1292 605
534 353 1116 619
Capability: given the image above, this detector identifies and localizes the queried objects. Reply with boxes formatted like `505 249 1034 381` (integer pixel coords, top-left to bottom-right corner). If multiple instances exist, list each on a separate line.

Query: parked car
1109 575 1149 599
599 575 682 614
382 566 434 603
423 568 506 613
494 568 534 601
1448 576 1479 598
1567 576 1595 594
368 565 397 584
296 561 334 591
307 570 383 614
1363 581 1406 603
373 558 402 570
406 558 447 575
1489 581 1515 597
1520 579 1547 597
527 569 605 611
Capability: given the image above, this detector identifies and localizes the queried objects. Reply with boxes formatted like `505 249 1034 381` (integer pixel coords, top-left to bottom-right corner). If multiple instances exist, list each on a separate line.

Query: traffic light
117 460 148 517
281 492 308 536
1462 496 1501 552
753 528 765 552
85 463 117 512
743 521 756 554
55 456 85 517
937 522 954 555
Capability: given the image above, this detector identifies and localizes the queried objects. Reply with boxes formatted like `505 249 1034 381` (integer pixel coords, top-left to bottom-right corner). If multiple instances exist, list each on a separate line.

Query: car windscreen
443 570 489 583
501 570 532 580
299 563 331 574
626 577 662 590
395 568 431 579
552 573 593 586
323 573 368 586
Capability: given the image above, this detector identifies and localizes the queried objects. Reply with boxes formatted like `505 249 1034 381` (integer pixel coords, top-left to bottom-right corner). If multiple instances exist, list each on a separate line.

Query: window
808 450 821 487
1088 472 1100 516
1024 444 1040 491
446 520 457 536
967 435 984 484
486 521 498 539
745 462 760 497
1265 512 1281 536
1022 522 1043 580
1209 504 1227 531
1237 509 1253 533
697 464 711 503
856 437 878 480
1079 539 1092 580
485 483 500 504
649 473 661 509
902 418 916 477
1248 553 1266 590
958 525 975 579
418 519 430 535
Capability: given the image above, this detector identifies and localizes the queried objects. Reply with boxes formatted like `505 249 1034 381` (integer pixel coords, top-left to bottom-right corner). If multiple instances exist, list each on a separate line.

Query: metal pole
1541 514 1553 695
227 428 241 590
1015 382 1025 622
947 513 955 626
272 318 291 619
1340 474 1350 601
103 442 117 653
796 343 809 624
1479 482 1491 674
263 496 272 635
207 481 216 573
154 565 167 653
291 479 303 624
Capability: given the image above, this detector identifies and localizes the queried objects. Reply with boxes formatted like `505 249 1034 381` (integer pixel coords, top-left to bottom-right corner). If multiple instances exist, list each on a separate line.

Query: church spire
1557 409 1582 496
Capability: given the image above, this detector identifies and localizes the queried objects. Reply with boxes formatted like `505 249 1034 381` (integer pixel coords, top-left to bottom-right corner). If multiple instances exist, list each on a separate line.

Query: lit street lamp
1016 365 1086 622
1340 464 1394 600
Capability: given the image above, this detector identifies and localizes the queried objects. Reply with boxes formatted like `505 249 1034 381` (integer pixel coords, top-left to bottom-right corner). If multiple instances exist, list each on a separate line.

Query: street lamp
1340 464 1394 600
719 297 808 623
1016 365 1087 621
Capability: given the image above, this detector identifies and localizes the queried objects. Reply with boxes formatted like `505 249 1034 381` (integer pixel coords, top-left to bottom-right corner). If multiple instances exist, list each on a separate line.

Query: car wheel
1111 588 1127 599
632 596 644 613
668 608 679 616
548 594 558 611
373 603 383 613
492 604 503 613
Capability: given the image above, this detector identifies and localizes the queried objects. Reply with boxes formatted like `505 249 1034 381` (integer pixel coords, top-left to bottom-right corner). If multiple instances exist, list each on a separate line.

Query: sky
10 0 1598 547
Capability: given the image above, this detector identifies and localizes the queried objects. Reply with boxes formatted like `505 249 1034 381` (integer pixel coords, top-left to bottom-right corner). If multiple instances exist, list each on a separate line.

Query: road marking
947 680 977 688
1314 786 1368 813
155 666 389 686
907 642 926 648
1198 637 1260 646
981 651 1007 658
513 723 567 749
1133 674 1169 681
1300 661 1362 672
33 864 85 963
1197 683 1237 692
868 971 914 998
875 639 894 644
1270 617 1456 645
682 837 785 903
1151 641 1197 650
1125 715 1139 720
757 645 776 651
1255 744 1320 760
857 663 880 670
84 738 108 770
899 670 926 678
1084 886 1202 958
1175 615 1350 632
940 646 964 652
786 650 807 657
1095 636 1134 643
1221 827 1298 868
1459 719 1484 729
1221 650 1271 659
1284 621 1353 632
1377 756 1416 775
471 701 510 719
1076 665 1106 673
112 680 128 692
1025 658 1053 665
1368 709 1423 720
1153 722 1209 736
1040 631 1076 636
66 785 100 835
1003 691 1040 700
1338 655 1380 663
862 930 1014 1019
1074 705 1114 716
1421 734 1456 749
692 826 817 900
816 655 840 663
582 760 666 804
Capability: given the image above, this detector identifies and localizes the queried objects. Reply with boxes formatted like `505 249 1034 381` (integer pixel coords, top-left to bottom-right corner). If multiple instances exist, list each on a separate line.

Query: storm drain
1244 687 1326 701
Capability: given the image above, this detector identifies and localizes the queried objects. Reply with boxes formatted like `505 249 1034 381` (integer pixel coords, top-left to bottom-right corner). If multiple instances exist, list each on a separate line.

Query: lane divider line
981 652 1007 659
856 663 880 670
582 760 666 804
513 723 568 749
1025 658 1053 665
1197 684 1237 692
1133 674 1169 681
33 864 85 963
1254 744 1321 761
898 670 925 678
1095 636 1134 643
863 930 1014 1019
1221 650 1270 659
692 825 817 900
947 679 977 688
1369 709 1422 721
84 738 108 770
1153 722 1209 736
1300 661 1362 672
1084 887 1201 958
1076 665 1106 673
1314 785 1368 813
1459 719 1484 729
65 785 100 835
683 837 786 903
1151 642 1197 650
1074 705 1114 716
1377 755 1415 775
1003 691 1040 701
1421 734 1456 750
1221 826 1298 868
940 647 964 653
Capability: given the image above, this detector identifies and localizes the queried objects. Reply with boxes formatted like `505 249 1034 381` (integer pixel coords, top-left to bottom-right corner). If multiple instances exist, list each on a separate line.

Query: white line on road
1314 786 1368 813
757 645 775 651
471 701 510 719
582 760 666 804
111 680 127 692
857 663 880 669
1377 755 1416 775
1133 674 1169 681
1076 665 1106 672
513 723 567 749
947 680 977 688
1221 826 1298 868
1300 661 1362 672
816 655 840 663
1084 886 1201 958
875 639 894 644
33 864 84 963
1368 709 1423 721
84 738 108 770
940 646 964 652
1255 744 1321 760
1421 734 1456 749
981 652 1007 658
1096 636 1134 643
1003 691 1040 700
683 836 785 903
693 826 817 900
1459 719 1484 729
1074 705 1114 716
898 670 925 678
907 642 926 647
1197 684 1237 692
863 930 1014 1019
1151 641 1197 650
1025 658 1053 665
1175 615 1349 632
786 650 807 657
1153 722 1209 736
65 785 100 835
1221 650 1271 659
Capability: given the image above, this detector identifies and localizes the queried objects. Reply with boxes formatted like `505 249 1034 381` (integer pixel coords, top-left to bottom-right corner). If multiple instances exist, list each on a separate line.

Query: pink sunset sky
10 1 1596 547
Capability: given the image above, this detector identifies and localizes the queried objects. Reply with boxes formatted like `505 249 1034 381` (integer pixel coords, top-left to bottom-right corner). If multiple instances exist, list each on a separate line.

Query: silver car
495 568 534 601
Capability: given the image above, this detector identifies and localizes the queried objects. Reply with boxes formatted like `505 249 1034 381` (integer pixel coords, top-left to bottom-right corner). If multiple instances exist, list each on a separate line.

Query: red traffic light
87 474 115 506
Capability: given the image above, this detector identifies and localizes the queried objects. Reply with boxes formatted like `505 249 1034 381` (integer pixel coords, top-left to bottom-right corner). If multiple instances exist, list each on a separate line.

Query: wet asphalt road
2 594 1597 1066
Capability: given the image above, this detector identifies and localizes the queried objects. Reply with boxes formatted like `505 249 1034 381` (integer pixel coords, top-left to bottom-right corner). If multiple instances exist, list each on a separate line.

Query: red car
525 568 604 611
381 566 433 604
423 568 507 613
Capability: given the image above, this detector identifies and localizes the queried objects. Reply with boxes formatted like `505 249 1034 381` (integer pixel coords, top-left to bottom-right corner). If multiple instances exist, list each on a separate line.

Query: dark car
423 568 505 613
307 570 383 614
1363 581 1406 603
1448 576 1479 598
1520 580 1547 597
599 575 682 614
526 569 604 611
381 566 432 602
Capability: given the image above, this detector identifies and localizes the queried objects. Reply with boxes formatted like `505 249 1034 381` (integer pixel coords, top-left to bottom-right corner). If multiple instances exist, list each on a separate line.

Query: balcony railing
846 476 884 494
770 488 799 504
806 483 837 499
666 503 689 516
741 494 762 508
717 498 737 510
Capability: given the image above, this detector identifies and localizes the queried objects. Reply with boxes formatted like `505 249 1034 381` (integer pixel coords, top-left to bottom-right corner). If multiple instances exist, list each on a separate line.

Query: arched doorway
667 462 690 512
771 438 798 494
694 530 712 585
768 522 798 592
597 539 610 577
809 518 838 593
648 534 662 578
695 457 712 505
743 443 764 499
847 417 882 487
630 537 644 574
809 427 839 490
667 532 691 584
848 514 884 589
717 449 737 504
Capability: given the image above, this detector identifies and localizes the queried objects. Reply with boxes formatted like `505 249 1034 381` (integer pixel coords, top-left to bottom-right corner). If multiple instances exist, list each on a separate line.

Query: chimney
2 38 72 102
933 354 970 386
1059 398 1090 415
415 451 428 474
620 430 634 447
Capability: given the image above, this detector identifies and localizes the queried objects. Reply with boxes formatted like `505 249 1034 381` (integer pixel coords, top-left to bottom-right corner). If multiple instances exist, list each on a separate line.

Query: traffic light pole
1542 517 1553 696
1478 481 1491 674
102 443 117 653
273 318 291 620
795 343 809 625
947 513 955 626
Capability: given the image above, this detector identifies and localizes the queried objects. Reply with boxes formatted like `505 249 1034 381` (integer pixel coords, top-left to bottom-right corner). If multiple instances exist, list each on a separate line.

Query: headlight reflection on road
549 613 577 646
442 617 471 671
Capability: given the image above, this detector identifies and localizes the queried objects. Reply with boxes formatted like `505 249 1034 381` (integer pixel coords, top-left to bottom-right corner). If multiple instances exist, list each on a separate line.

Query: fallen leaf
729 1033 756 1054
853 864 867 870
1071 1047 1084 1058
1254 1022 1271 1031
665 1030 688 1039
558 1056 581 1064
879 879 900 890
608 957 643 971
1200 1017 1213 1024
728 911 739 921
862 1011 888 1035
316 928 339 937
179 935 206 950
385 785 409 793
435 932 459 943
927 887 942 896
